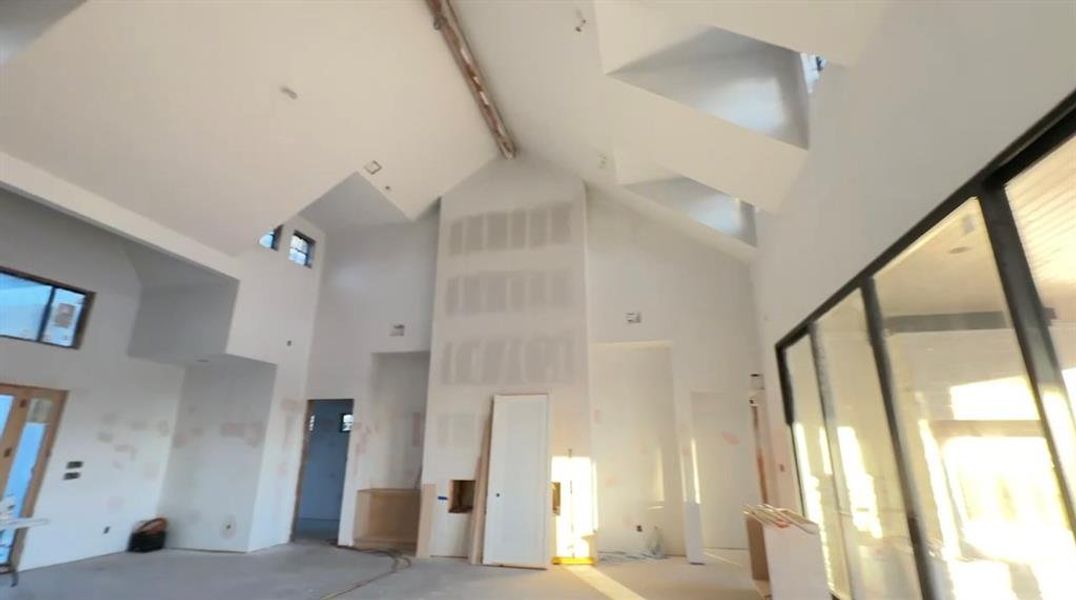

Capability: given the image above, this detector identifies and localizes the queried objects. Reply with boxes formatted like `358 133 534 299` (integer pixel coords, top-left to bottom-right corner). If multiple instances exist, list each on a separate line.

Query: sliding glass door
784 336 852 598
874 198 1075 599
813 292 922 599
777 97 1076 600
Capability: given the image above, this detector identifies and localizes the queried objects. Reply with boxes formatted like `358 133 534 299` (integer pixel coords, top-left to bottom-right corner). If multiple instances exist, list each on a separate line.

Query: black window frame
259 225 282 251
0 266 94 350
289 231 316 268
775 88 1076 600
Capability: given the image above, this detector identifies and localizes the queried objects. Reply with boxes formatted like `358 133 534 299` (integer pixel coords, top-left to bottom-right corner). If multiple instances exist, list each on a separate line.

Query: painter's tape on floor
564 565 647 600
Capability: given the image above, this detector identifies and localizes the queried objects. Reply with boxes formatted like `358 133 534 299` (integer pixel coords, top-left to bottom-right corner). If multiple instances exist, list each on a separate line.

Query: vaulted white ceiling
0 0 891 262
452 0 888 257
0 0 495 255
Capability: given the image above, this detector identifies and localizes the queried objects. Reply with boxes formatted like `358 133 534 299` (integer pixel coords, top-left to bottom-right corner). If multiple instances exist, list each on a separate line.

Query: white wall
306 212 438 544
751 2 1076 508
362 352 429 491
128 282 236 363
0 189 187 570
587 192 762 556
590 343 682 554
615 34 808 147
158 356 276 552
230 216 326 552
423 156 592 557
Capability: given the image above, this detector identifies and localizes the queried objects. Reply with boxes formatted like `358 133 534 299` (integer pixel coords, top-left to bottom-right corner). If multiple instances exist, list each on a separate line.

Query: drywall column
423 156 592 558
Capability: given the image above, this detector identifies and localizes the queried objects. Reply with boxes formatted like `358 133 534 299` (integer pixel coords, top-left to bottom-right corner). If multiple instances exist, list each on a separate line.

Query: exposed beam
427 0 516 158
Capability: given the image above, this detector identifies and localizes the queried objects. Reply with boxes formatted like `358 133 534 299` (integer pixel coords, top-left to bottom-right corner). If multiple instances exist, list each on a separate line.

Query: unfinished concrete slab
12 542 767 600
595 556 759 600
10 543 392 600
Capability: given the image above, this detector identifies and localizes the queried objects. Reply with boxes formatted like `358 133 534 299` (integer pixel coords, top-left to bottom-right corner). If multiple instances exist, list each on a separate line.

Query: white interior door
483 394 550 568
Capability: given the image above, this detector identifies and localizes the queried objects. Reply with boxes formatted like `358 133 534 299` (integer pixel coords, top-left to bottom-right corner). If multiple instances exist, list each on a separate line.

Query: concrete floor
9 542 758 600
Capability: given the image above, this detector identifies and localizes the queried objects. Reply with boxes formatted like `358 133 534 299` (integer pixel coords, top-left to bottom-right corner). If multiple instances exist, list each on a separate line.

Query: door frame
0 383 67 568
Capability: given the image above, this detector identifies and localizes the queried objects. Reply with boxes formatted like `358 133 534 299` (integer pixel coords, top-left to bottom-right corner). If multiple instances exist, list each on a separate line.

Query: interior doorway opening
292 398 353 543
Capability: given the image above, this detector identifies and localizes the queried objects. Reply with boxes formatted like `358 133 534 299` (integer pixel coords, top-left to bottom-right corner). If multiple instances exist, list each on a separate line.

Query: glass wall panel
874 198 1076 600
785 336 852 598
814 292 921 598
1007 132 1076 414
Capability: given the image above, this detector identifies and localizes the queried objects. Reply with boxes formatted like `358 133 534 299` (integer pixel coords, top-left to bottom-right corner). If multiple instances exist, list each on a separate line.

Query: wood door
482 394 550 568
0 383 66 566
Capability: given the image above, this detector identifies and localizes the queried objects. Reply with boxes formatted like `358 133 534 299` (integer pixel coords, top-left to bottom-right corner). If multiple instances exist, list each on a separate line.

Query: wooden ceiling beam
426 0 516 158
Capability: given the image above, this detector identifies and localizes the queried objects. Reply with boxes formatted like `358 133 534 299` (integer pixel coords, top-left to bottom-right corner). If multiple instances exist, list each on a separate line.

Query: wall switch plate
626 311 642 324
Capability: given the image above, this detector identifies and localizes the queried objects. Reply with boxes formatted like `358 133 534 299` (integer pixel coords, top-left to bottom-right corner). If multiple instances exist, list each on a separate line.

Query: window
339 413 353 433
784 336 851 597
289 232 315 267
801 53 827 95
1007 132 1076 404
813 292 921 599
0 268 91 348
259 226 282 250
776 95 1076 600
874 198 1073 599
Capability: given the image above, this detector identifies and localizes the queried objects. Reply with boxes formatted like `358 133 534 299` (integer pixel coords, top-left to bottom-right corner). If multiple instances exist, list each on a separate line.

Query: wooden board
467 404 493 565
415 483 436 558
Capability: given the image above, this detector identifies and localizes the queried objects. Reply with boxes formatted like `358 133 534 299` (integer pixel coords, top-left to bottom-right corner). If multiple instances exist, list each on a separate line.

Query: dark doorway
292 399 353 542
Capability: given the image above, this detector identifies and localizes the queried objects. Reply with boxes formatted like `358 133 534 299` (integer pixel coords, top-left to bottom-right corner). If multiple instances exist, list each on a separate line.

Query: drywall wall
587 191 761 557
234 217 326 552
590 343 683 555
0 189 186 570
128 281 237 363
296 399 353 528
751 1 1076 508
423 156 592 558
307 211 438 395
158 355 276 552
306 212 438 544
360 352 429 491
614 31 808 147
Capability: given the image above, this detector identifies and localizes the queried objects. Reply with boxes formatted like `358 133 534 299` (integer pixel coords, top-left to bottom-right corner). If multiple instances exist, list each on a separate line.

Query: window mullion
978 185 1076 543
861 280 939 600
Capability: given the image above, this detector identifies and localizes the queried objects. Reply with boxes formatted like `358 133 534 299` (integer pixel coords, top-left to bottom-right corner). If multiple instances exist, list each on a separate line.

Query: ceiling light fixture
279 85 298 100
